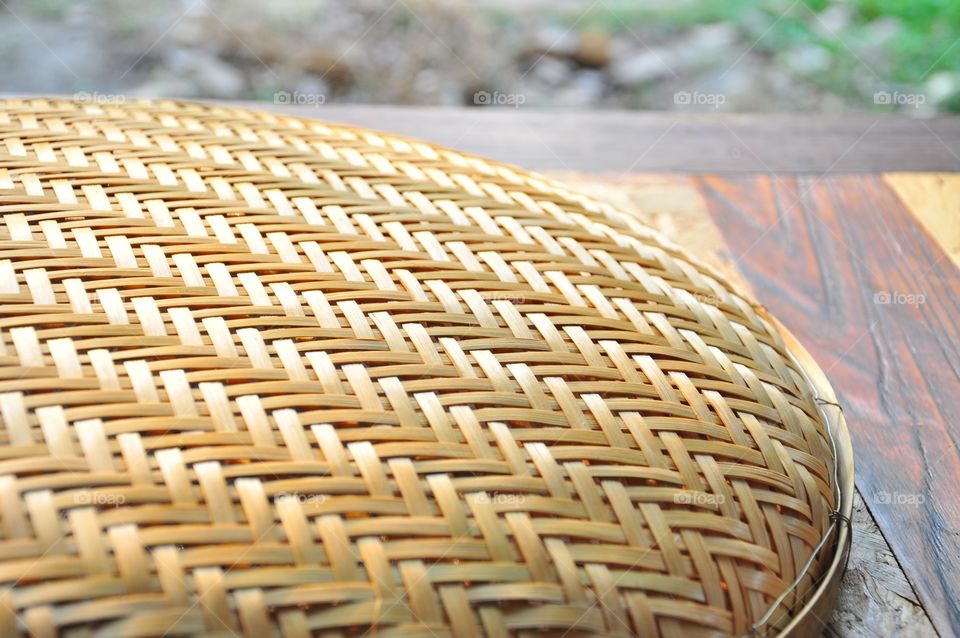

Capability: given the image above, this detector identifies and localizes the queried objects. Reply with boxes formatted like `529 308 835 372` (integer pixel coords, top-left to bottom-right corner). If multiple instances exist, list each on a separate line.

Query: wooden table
256 104 958 637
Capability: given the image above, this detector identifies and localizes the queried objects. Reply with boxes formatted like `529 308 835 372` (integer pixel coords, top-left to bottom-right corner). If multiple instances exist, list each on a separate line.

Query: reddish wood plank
700 174 960 638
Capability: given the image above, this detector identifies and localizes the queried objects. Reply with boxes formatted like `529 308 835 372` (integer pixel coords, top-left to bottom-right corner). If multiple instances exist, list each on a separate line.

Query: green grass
495 0 960 108
858 0 960 81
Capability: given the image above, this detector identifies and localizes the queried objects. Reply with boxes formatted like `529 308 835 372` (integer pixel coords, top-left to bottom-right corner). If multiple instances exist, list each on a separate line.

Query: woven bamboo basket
0 98 852 638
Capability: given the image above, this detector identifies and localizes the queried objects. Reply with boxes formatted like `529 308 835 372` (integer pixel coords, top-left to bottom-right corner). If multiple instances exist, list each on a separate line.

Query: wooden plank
828 492 937 638
698 173 960 638
885 173 960 271
551 172 937 637
244 102 960 173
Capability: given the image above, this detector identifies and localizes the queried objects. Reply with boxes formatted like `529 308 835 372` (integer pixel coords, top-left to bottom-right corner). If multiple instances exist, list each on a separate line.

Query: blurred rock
293 76 331 98
857 16 903 60
159 47 246 98
610 23 735 86
812 4 853 37
574 31 611 68
299 51 355 89
687 23 738 53
525 24 579 59
610 51 674 85
862 16 902 44
926 71 960 105
739 9 773 38
130 74 197 99
784 44 832 75
528 56 573 87
412 68 462 105
555 70 606 106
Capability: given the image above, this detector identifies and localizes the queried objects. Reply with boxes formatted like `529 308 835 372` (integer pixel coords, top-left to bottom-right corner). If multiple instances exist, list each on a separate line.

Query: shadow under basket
0 98 852 638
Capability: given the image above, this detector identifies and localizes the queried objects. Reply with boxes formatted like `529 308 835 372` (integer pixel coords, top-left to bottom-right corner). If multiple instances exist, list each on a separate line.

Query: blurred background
1 0 957 114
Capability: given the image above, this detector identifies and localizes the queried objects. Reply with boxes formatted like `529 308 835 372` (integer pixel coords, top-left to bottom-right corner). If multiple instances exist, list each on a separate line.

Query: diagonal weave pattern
0 99 837 638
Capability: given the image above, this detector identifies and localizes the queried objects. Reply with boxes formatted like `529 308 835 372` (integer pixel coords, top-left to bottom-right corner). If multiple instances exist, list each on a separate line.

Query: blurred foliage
6 0 960 111
497 0 960 108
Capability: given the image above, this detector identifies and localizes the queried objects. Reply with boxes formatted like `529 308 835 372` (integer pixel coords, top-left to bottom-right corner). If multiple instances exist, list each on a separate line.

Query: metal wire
746 369 850 637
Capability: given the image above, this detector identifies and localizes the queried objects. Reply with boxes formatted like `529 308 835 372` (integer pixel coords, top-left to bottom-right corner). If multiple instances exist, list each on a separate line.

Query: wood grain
696 173 960 638
885 173 960 270
827 492 936 638
243 102 960 173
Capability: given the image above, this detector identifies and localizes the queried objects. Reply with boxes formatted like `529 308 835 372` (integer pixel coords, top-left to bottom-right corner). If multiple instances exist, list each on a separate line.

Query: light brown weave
0 98 838 637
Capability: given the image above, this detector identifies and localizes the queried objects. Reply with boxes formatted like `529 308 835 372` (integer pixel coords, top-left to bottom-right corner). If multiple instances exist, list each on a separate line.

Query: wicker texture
0 99 837 638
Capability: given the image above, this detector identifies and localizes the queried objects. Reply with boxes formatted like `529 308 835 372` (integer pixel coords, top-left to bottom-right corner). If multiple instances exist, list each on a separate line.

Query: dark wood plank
699 174 960 638
243 102 960 173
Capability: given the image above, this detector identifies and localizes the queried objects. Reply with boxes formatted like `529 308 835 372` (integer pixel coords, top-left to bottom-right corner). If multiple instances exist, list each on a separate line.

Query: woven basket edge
763 312 854 637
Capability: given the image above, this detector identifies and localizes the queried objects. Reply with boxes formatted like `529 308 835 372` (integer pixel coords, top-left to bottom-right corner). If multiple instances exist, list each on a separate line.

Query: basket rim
765 313 854 637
